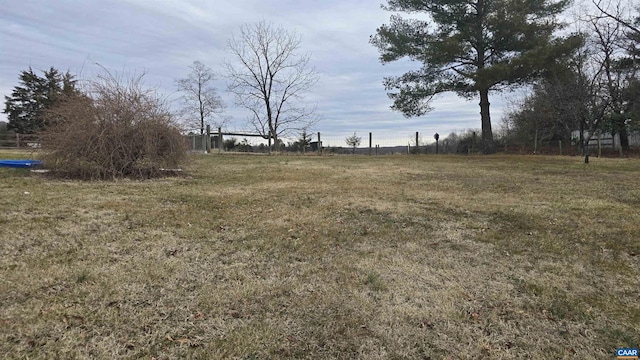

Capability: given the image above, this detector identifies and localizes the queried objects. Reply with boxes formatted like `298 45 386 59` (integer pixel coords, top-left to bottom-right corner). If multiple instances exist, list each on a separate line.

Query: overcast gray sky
0 0 511 145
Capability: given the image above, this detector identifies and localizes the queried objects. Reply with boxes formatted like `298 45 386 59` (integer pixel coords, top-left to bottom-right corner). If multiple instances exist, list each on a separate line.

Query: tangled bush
41 72 187 180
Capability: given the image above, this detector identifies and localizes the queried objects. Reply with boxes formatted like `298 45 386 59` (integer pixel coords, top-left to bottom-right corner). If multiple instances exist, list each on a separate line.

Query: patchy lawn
1 151 638 359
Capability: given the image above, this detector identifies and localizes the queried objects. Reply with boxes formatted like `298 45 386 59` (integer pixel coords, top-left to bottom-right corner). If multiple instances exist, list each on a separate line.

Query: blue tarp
0 160 43 168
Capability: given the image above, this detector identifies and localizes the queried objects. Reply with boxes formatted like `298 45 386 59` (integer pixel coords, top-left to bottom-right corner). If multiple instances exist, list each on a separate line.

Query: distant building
571 130 640 149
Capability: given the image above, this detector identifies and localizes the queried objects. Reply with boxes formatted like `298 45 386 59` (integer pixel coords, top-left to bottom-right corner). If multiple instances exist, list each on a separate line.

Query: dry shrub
41 71 188 179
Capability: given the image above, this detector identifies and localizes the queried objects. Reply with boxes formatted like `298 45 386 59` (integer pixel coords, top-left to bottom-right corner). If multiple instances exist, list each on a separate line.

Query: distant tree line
501 2 640 153
372 0 640 154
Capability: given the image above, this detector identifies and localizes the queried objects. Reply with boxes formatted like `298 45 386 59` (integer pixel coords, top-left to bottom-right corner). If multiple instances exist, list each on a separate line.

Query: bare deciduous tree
224 21 319 150
502 8 640 154
593 0 640 36
175 60 225 135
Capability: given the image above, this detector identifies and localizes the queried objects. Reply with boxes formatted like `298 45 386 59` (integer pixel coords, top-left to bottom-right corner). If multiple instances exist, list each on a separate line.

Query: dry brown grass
0 151 638 359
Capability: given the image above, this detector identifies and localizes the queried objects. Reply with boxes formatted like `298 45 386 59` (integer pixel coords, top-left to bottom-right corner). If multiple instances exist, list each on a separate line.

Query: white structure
571 130 640 149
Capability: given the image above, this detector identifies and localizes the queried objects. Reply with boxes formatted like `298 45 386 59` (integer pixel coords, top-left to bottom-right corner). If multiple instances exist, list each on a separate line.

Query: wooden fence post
559 140 562 156
472 132 477 154
218 127 223 153
206 125 211 153
369 132 372 156
415 132 419 154
317 132 322 155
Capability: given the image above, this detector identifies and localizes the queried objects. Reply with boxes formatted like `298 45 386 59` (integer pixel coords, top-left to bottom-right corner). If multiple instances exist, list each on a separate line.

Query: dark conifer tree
371 0 582 153
4 67 77 134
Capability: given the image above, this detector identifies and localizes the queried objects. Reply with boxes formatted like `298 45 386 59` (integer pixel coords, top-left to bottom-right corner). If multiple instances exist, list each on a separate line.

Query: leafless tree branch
224 21 319 149
175 60 226 134
592 0 640 35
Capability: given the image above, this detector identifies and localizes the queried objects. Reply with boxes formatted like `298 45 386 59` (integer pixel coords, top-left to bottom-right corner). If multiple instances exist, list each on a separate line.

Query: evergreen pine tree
3 67 77 134
371 0 583 153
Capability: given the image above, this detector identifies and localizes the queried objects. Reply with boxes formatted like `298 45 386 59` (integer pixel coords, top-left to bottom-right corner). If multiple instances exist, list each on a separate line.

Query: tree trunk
273 133 280 151
200 110 204 135
579 120 585 155
200 91 205 135
619 125 630 151
478 88 495 153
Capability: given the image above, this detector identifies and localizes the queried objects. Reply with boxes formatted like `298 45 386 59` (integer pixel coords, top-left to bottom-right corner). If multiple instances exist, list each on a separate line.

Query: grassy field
0 150 638 359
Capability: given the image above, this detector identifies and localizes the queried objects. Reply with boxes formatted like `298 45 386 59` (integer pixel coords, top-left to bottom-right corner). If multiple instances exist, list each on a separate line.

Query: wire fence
184 128 458 154
0 133 40 149
319 131 441 155
190 128 640 156
3 127 638 157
